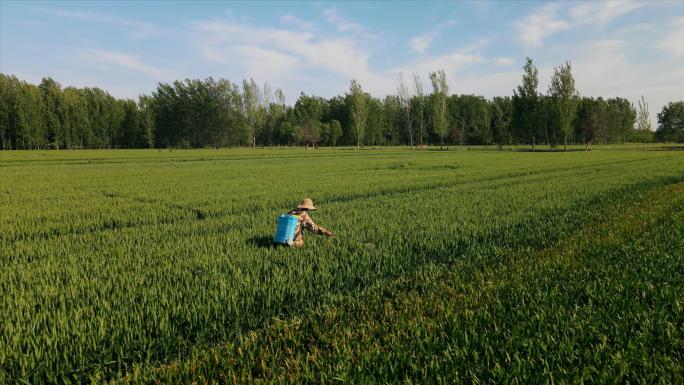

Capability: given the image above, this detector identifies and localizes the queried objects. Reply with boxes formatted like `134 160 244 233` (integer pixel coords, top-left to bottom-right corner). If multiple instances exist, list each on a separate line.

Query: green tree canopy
656 101 684 143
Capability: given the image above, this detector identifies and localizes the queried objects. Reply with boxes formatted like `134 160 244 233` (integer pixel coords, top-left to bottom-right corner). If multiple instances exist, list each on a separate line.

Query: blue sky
1 0 683 120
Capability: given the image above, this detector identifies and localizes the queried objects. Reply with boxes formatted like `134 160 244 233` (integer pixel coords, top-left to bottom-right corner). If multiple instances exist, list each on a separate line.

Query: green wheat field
1 147 683 384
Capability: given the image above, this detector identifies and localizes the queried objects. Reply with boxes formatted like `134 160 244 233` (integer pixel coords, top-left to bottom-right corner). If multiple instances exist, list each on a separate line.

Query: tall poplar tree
242 78 259 147
637 96 652 151
413 74 425 146
39 77 64 148
429 69 449 150
548 61 578 151
348 79 367 148
512 57 540 150
396 73 413 149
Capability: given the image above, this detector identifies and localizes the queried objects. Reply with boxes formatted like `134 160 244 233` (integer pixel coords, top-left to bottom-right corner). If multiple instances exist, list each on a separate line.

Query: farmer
288 198 333 247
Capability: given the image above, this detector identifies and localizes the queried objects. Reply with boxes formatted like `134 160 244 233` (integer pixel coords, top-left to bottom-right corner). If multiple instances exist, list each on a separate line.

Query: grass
1 147 683 384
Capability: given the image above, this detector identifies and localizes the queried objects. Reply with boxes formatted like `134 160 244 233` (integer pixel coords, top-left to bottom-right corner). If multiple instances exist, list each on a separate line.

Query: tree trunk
408 115 414 150
419 116 424 146
532 135 535 152
545 126 549 147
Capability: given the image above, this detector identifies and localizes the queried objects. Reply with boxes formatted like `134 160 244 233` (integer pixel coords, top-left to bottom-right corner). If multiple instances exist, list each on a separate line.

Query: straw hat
297 198 317 210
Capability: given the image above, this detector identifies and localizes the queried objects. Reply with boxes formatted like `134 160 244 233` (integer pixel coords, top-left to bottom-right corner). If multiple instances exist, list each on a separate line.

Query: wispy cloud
658 16 684 59
571 37 684 127
3 0 683 130
393 51 483 80
82 50 175 79
233 45 301 78
192 18 379 91
193 14 500 99
280 13 317 31
516 1 648 48
42 8 162 39
515 4 570 48
613 22 656 37
409 19 456 54
386 38 496 94
322 8 377 39
459 37 493 53
569 1 645 27
193 12 533 100
494 57 515 67
409 35 432 54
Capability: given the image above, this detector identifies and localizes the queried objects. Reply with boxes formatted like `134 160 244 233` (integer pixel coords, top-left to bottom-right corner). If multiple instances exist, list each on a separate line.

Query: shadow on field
247 235 275 248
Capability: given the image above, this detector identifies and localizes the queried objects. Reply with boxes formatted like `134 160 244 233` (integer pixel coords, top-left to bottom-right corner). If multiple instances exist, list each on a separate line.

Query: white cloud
515 4 571 47
234 45 301 78
42 8 162 39
572 39 633 95
82 50 176 80
193 7 576 103
459 37 492 53
409 35 432 54
494 57 515 67
569 1 645 27
563 38 683 127
191 16 493 99
455 70 520 97
516 1 647 48
192 18 387 96
280 14 317 31
381 46 489 96
393 52 483 80
658 17 684 59
408 19 456 54
407 34 683 127
613 22 656 36
322 8 377 39
36 2 679 121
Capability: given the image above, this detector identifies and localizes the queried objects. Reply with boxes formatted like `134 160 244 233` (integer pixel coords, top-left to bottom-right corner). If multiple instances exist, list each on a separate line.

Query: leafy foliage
0 68 664 150
656 101 684 143
548 61 578 150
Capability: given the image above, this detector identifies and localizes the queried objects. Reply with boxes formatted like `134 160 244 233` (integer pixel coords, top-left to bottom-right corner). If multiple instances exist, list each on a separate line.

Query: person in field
288 198 333 247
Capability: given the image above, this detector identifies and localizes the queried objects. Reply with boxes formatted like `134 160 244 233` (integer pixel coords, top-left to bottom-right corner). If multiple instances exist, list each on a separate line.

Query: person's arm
317 226 333 236
301 213 333 236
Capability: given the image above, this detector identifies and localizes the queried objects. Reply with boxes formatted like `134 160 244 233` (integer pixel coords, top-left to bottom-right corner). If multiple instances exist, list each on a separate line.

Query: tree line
1 58 682 150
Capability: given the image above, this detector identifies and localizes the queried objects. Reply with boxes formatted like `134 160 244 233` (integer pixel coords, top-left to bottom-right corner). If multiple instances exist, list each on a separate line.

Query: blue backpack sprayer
273 214 299 246
273 212 374 247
